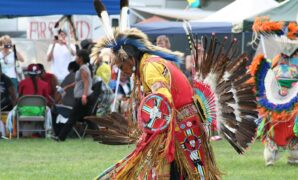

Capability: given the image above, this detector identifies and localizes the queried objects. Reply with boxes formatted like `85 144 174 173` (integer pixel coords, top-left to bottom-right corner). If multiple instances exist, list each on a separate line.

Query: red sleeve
18 81 24 95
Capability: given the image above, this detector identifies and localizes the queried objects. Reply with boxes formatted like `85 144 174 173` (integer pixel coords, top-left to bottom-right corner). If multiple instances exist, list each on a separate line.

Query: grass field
0 138 297 180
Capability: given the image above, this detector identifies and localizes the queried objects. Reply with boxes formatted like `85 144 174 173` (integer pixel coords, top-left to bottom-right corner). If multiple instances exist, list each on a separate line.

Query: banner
27 15 93 40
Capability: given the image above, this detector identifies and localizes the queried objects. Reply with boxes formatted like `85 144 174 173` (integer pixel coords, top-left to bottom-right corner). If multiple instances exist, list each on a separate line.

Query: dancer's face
116 58 135 76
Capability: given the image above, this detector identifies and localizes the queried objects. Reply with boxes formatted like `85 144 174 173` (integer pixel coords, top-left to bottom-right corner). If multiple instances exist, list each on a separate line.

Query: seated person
36 63 59 103
5 64 52 138
19 64 50 104
0 68 16 111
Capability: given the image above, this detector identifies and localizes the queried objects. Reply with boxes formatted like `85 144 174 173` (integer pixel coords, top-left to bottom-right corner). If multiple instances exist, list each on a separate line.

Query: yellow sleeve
142 62 173 103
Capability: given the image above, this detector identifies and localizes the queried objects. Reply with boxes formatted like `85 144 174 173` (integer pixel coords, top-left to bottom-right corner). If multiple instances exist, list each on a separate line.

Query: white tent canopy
198 0 279 32
131 7 214 21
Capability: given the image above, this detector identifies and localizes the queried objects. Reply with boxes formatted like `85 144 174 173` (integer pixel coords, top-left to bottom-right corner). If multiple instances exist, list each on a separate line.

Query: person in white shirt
47 29 76 83
0 35 24 90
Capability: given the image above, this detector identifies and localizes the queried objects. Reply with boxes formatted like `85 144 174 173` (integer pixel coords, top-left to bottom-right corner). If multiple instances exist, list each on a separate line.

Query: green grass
0 138 297 180
213 140 297 180
0 138 133 180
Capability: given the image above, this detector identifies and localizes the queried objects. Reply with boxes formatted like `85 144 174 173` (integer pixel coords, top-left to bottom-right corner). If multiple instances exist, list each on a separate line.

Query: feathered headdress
91 28 183 64
249 54 298 122
91 0 182 65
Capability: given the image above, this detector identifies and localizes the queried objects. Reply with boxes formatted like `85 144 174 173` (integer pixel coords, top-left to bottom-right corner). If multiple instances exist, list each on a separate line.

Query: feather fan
85 112 136 145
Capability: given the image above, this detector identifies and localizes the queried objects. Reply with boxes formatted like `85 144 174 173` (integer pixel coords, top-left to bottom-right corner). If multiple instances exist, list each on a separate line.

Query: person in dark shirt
60 61 79 106
0 67 16 111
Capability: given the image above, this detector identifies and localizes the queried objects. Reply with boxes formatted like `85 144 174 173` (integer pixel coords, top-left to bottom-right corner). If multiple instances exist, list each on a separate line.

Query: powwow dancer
249 17 298 166
91 0 258 179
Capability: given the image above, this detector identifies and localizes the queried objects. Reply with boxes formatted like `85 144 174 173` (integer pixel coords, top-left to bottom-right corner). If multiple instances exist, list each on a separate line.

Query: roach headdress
91 0 182 64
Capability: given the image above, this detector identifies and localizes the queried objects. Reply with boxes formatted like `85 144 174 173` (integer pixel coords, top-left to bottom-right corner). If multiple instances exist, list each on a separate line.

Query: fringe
113 133 168 179
249 54 265 77
252 17 283 34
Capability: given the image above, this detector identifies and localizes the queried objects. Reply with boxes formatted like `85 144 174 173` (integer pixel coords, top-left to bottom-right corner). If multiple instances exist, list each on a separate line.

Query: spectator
18 64 50 105
36 63 59 102
0 35 24 90
0 66 16 111
94 49 112 86
53 50 93 141
47 29 76 83
117 73 131 99
93 61 113 116
0 36 3 51
156 35 171 49
6 64 52 138
80 39 94 54
59 61 80 107
156 35 183 69
185 43 205 81
114 72 131 116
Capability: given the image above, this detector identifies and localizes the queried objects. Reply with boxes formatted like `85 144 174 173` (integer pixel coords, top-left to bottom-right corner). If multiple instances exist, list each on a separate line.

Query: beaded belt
176 103 198 122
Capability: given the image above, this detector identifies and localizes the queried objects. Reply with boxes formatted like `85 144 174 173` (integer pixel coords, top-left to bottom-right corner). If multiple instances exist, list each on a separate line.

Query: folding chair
16 95 47 139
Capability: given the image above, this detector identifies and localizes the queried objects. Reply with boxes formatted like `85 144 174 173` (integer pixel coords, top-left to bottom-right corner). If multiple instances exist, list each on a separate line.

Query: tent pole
111 69 121 112
241 32 245 54
260 35 268 58
130 9 145 20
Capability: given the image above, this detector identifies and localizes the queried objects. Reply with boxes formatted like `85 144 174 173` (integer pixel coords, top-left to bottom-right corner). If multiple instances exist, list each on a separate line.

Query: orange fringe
287 22 298 40
253 17 298 40
253 17 284 33
258 105 298 123
246 77 255 85
249 54 265 76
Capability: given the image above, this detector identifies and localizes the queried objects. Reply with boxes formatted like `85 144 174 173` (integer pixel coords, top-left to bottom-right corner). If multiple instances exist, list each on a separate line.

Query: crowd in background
0 32 193 140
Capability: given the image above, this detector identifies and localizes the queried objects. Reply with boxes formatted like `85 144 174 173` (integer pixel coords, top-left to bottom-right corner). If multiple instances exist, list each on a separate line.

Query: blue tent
132 22 232 35
0 0 119 16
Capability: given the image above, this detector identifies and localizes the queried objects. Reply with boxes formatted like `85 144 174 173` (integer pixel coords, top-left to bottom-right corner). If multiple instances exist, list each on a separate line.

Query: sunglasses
4 44 12 48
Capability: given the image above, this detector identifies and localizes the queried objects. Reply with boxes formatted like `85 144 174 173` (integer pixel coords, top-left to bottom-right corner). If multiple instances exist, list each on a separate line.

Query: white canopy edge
131 7 214 21
194 0 280 32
